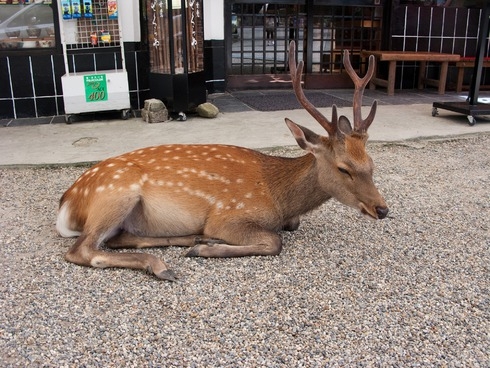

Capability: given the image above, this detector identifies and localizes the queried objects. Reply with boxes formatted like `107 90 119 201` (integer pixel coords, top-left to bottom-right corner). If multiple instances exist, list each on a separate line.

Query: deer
56 41 388 281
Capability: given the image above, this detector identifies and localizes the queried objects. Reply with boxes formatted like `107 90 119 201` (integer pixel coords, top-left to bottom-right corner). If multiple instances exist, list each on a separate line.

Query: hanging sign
84 74 108 102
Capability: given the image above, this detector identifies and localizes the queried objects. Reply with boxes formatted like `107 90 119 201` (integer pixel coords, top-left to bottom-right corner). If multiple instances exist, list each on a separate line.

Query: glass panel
0 0 57 50
230 3 306 75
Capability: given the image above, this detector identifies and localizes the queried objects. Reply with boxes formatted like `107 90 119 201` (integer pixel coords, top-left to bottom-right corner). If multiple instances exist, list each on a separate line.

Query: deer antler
288 41 338 137
342 49 378 133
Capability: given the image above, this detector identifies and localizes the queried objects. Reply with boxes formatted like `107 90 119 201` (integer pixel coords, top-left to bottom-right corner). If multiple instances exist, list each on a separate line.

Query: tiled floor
2 89 489 126
211 89 490 113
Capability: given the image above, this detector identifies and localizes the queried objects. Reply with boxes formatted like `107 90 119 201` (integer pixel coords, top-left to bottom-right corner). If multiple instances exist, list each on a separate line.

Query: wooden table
360 51 460 96
455 57 490 92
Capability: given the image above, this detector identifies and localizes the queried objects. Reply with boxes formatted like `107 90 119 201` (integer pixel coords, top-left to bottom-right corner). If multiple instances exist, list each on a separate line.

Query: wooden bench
455 57 490 92
360 51 460 96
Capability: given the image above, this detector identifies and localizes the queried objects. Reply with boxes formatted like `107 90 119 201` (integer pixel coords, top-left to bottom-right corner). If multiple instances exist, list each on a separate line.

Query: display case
147 0 206 113
0 0 57 50
58 0 130 122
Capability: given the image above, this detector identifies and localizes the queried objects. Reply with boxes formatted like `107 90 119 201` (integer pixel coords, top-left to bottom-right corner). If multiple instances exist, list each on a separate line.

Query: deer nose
376 206 389 219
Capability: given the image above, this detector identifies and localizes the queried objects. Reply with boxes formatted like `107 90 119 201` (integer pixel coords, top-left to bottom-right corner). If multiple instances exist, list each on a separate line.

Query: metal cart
58 0 130 123
432 4 490 126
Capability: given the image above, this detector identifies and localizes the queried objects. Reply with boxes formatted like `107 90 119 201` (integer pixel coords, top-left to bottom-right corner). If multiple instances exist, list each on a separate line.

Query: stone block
196 102 219 118
141 99 169 123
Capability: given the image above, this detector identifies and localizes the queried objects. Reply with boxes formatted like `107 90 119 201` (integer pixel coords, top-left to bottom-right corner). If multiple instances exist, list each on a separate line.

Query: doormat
233 91 350 112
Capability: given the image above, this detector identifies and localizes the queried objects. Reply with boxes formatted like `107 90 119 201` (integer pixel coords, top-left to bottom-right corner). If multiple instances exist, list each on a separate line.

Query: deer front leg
185 223 283 258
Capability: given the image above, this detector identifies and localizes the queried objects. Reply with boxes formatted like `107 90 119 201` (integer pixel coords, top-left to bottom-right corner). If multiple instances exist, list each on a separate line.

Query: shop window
0 0 56 50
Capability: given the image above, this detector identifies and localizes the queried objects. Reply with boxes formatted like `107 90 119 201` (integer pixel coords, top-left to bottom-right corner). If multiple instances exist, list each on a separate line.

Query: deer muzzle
375 206 389 219
360 203 389 220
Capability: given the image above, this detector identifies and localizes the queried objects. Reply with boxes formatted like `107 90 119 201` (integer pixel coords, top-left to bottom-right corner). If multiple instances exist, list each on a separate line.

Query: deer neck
266 154 331 218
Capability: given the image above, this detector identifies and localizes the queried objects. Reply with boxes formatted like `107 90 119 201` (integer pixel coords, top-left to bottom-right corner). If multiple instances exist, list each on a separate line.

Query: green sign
84 74 108 102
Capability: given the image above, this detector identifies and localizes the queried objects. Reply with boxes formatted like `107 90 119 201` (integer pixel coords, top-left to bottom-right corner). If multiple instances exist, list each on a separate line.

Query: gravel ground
1 134 489 367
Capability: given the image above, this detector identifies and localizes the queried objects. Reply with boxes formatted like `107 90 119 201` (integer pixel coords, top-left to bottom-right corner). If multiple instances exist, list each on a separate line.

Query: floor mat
234 91 351 112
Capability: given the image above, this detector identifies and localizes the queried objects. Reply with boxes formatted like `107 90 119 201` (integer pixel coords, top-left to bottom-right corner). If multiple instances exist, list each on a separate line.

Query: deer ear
338 115 353 135
285 118 321 153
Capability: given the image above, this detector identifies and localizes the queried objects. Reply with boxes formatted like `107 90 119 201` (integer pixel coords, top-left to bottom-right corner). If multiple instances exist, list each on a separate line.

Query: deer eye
338 167 352 179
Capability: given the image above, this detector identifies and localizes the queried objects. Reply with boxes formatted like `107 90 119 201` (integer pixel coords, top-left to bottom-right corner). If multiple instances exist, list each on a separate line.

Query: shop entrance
225 1 383 89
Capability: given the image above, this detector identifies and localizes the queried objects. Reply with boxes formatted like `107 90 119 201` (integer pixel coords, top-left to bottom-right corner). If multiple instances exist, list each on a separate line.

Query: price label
84 74 108 102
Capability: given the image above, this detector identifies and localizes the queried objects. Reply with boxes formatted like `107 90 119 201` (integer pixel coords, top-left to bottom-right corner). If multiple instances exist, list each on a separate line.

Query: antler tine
288 41 337 136
342 50 378 133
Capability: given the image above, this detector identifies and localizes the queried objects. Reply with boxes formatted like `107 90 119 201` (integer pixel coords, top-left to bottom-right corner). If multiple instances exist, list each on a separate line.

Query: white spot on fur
130 183 140 191
236 202 245 209
95 186 105 193
245 192 253 199
113 174 120 180
107 163 115 167
236 178 244 184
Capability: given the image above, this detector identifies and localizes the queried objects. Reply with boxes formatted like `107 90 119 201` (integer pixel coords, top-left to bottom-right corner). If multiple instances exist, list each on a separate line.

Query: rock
141 99 169 123
196 102 219 118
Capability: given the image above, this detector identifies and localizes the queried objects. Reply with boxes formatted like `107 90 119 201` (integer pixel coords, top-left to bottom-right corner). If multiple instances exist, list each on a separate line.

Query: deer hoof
185 246 201 257
155 269 178 281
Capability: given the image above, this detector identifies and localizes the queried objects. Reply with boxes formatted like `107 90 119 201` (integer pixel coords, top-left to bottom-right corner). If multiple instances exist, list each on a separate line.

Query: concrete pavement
1 101 489 166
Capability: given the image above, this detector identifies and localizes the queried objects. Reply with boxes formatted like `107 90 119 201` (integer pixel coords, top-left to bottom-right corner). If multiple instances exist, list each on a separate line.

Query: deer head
285 41 388 220
56 41 387 281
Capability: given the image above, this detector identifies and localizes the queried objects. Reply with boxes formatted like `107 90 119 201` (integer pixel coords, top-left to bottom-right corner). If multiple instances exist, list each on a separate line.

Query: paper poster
107 0 118 19
61 1 72 19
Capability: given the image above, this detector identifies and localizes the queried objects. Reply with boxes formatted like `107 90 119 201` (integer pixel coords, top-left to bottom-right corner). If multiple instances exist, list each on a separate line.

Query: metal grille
230 3 382 76
65 0 121 50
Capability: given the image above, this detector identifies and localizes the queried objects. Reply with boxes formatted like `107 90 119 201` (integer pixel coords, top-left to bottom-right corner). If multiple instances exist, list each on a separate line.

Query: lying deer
57 41 388 281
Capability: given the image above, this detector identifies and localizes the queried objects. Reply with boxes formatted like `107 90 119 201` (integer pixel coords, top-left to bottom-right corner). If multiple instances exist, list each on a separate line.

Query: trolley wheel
65 115 74 124
467 115 476 126
121 109 131 120
432 107 439 117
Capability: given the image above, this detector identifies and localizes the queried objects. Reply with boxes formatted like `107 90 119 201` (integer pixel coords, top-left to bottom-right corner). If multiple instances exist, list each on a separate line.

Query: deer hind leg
185 222 282 258
106 231 222 249
64 197 177 281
